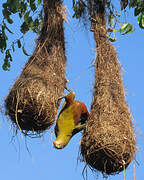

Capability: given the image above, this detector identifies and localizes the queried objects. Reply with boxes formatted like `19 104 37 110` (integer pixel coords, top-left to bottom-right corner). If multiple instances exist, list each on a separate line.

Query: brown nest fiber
80 11 136 175
5 0 67 136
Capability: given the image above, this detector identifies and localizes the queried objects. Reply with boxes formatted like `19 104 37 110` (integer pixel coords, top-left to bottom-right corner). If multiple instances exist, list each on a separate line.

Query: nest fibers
5 0 67 136
80 20 136 175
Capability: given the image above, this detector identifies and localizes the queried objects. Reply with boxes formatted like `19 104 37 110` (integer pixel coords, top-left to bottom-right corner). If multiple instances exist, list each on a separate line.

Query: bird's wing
72 101 89 135
73 100 89 126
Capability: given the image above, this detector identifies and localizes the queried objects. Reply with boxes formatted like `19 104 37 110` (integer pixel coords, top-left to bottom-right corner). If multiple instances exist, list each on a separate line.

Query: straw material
80 12 136 175
5 0 67 136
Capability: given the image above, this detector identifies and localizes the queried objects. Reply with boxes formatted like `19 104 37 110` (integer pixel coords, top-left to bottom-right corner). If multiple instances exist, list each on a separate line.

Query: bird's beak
64 87 71 93
57 87 72 101
53 142 64 149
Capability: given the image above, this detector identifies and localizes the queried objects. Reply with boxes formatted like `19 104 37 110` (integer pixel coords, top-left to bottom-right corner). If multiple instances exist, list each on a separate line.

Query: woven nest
80 27 136 175
5 0 66 136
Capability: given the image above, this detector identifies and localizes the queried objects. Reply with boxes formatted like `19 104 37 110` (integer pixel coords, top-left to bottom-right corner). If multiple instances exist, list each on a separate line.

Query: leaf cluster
129 0 144 29
0 0 43 70
72 0 144 42
1 0 144 71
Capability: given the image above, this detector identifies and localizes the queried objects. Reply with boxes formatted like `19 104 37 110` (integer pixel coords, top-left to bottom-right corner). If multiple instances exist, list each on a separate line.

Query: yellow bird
53 91 89 149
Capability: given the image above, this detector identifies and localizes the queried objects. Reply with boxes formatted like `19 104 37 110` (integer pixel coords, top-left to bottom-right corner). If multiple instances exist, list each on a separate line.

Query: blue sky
0 1 144 180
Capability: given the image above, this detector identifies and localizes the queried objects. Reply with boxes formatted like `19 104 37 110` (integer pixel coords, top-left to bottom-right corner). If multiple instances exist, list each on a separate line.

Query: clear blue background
0 1 143 180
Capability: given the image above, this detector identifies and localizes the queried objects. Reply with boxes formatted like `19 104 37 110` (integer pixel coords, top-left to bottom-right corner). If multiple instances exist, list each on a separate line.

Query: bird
53 91 89 149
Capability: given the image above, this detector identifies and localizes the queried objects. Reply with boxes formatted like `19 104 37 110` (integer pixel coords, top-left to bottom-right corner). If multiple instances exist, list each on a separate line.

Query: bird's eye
60 144 63 149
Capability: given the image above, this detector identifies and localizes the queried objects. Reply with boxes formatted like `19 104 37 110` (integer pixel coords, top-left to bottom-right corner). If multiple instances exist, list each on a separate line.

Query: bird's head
65 91 75 104
53 134 72 149
53 141 64 149
58 91 75 105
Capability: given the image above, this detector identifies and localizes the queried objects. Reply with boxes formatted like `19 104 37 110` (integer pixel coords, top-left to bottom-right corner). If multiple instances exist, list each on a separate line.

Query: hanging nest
5 0 67 137
80 9 136 175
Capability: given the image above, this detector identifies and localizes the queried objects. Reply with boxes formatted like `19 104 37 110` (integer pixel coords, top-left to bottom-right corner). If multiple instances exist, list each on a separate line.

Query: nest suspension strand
5 0 67 137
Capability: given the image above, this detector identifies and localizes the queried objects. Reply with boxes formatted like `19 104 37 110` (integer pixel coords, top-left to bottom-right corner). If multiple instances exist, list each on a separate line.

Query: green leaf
2 9 11 19
20 22 29 34
17 39 21 48
4 23 13 34
27 17 33 24
24 10 31 22
134 7 141 16
4 33 8 41
121 0 128 10
8 1 18 14
39 10 43 21
120 23 129 32
7 17 13 24
9 54 12 62
6 49 12 61
2 3 8 9
107 35 117 42
1 25 5 34
19 2 27 18
122 24 134 35
38 0 42 7
138 13 144 29
2 63 10 71
120 23 134 35
2 50 12 71
129 0 137 8
31 18 40 32
22 46 30 56
30 1 36 12
0 34 7 51
138 13 142 23
113 29 120 32
73 0 75 6
19 12 23 18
